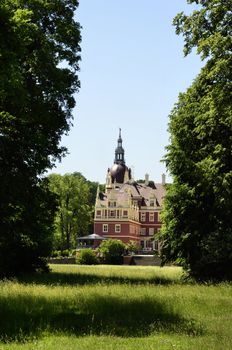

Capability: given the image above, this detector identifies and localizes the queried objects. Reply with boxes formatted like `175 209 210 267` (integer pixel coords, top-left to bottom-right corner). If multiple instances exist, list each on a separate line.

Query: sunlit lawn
0 264 231 349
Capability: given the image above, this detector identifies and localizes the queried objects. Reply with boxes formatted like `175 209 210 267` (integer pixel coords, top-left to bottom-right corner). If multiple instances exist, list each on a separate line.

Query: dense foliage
160 0 232 281
99 239 125 265
48 172 98 251
125 240 140 254
0 0 81 276
76 248 99 265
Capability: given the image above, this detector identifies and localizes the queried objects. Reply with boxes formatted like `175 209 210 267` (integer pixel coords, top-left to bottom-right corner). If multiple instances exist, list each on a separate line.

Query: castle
94 129 166 252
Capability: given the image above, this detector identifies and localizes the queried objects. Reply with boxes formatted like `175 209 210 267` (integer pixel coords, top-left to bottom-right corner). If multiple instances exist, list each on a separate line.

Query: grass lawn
0 264 231 349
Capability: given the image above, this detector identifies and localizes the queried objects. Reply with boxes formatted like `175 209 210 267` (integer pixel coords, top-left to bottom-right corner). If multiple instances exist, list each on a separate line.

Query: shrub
61 249 70 257
125 240 139 254
71 249 77 256
99 239 125 265
51 250 60 258
76 249 99 265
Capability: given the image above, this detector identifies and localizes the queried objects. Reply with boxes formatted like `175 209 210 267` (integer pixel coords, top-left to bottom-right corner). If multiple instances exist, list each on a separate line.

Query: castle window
150 199 155 207
109 210 116 218
149 213 154 222
103 224 108 233
141 212 146 222
96 210 101 218
123 210 128 218
140 228 146 235
149 228 154 236
153 240 159 251
115 224 121 233
109 201 116 207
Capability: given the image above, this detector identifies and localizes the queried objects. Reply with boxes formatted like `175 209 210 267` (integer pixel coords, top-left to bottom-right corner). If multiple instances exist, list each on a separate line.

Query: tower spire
114 128 125 165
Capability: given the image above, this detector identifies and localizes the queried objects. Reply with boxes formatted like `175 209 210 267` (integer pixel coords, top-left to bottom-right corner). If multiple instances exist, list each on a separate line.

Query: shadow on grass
0 292 203 342
17 271 180 286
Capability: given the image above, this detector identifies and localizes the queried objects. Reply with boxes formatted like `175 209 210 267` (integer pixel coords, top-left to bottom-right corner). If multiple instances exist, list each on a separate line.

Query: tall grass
20 264 185 286
0 265 231 349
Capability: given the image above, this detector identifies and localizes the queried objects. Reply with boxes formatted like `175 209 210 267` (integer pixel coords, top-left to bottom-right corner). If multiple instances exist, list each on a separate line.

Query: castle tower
114 128 125 165
108 129 131 185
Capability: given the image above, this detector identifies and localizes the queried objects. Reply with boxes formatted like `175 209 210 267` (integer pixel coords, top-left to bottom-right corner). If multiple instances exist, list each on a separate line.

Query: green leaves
0 1 81 276
48 173 96 251
161 0 232 281
99 239 125 265
173 0 232 60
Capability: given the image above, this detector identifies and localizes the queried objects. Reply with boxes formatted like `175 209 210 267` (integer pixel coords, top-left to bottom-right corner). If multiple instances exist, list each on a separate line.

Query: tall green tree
48 173 95 251
160 0 232 281
0 0 81 276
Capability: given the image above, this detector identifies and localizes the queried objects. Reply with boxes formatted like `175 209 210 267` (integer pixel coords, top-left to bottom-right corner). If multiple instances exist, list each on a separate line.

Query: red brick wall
94 221 140 243
140 211 159 224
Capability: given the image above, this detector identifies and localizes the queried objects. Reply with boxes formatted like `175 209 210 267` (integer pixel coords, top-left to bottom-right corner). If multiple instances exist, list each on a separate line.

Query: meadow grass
0 265 231 349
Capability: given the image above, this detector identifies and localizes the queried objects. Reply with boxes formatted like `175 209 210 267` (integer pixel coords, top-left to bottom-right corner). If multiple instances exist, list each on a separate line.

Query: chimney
145 173 149 186
162 173 166 185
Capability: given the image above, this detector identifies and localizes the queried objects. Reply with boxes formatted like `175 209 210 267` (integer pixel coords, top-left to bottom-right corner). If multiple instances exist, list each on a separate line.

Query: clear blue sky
52 0 203 184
